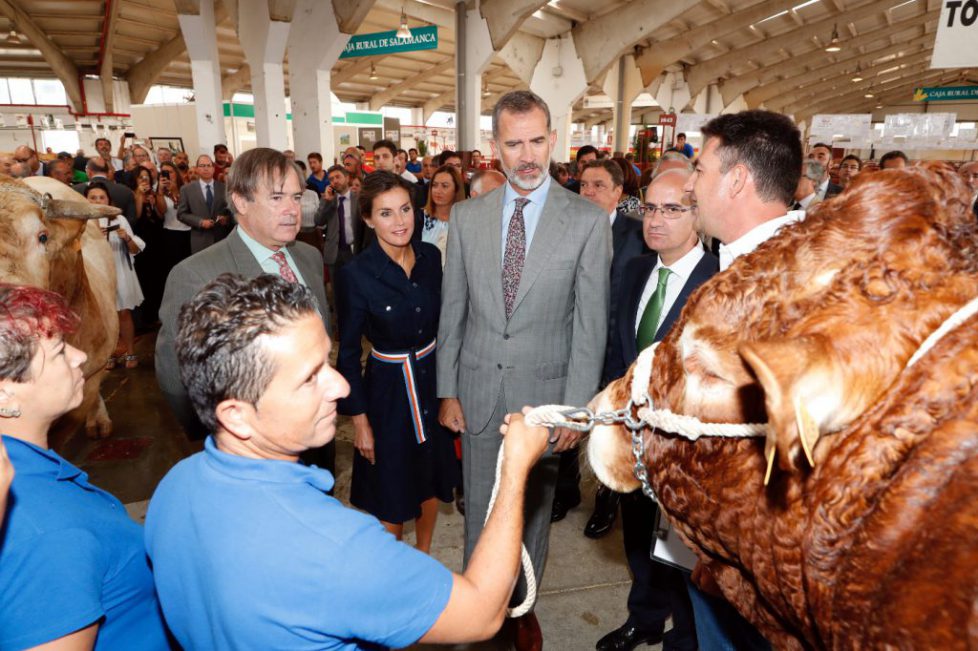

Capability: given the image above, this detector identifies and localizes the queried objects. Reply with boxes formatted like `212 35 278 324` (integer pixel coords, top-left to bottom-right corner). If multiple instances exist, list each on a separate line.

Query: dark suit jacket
72 178 136 222
177 180 231 253
603 249 718 385
824 182 844 199
155 227 329 438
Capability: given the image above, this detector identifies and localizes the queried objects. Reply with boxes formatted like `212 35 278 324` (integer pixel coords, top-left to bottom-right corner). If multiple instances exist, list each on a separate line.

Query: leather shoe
595 622 663 651
454 486 465 516
550 494 581 522
514 612 543 651
584 487 620 539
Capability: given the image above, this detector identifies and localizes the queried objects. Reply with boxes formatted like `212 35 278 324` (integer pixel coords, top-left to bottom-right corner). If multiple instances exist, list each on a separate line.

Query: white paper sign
675 113 717 135
651 515 698 571
931 0 978 68
809 113 872 139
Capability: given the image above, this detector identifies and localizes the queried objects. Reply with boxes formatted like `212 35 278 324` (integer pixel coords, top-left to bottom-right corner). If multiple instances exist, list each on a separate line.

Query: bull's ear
44 198 121 221
739 336 831 482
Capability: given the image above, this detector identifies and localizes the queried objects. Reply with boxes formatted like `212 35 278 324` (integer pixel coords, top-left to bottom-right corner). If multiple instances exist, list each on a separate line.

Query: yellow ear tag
794 398 818 468
763 443 776 486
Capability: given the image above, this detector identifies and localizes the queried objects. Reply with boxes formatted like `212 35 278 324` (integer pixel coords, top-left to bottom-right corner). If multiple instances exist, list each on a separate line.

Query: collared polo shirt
145 437 452 650
0 436 168 651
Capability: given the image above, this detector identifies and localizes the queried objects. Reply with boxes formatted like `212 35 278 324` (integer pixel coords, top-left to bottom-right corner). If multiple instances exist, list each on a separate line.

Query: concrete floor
67 329 665 651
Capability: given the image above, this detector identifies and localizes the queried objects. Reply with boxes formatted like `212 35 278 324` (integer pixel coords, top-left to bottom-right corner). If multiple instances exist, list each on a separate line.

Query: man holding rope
145 273 552 650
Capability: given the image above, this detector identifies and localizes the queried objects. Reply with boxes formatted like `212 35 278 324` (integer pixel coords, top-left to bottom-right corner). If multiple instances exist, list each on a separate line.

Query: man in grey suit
73 157 136 221
156 148 333 472
437 90 611 648
178 154 232 253
314 164 366 277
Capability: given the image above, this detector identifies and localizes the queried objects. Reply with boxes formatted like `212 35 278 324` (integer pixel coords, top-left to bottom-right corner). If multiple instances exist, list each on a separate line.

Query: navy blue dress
336 240 459 523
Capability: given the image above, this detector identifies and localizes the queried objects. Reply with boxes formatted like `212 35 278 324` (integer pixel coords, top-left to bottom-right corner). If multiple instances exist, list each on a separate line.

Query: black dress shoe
595 623 664 651
584 487 620 539
550 494 581 522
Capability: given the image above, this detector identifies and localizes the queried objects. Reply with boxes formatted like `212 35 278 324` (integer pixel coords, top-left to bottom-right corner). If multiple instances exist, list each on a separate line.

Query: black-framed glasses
637 203 693 219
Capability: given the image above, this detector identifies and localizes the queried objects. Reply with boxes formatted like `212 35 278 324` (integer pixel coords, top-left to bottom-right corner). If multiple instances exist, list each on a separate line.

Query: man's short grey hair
9 161 31 178
86 156 110 176
492 90 551 140
654 151 693 175
802 160 825 183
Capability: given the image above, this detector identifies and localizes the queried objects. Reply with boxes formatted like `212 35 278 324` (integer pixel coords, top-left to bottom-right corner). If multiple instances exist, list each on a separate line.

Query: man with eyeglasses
596 167 714 651
959 161 978 218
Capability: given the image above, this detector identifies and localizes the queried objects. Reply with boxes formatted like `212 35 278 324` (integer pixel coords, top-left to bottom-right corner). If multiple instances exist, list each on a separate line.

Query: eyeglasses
637 203 693 218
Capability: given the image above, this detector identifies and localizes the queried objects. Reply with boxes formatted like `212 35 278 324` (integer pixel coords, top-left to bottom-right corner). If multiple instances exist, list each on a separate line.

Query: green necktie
636 267 671 351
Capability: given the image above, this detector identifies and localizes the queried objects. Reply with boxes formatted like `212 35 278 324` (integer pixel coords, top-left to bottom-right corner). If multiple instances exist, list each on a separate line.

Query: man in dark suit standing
178 154 231 253
551 159 645 525
156 148 333 473
596 168 716 651
73 157 137 222
808 143 843 200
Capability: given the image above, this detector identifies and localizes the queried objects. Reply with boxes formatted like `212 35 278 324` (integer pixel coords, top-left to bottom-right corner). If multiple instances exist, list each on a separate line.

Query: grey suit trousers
461 387 559 605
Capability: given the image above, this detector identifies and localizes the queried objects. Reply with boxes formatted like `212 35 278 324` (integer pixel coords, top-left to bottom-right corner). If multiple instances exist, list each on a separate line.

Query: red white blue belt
370 338 436 444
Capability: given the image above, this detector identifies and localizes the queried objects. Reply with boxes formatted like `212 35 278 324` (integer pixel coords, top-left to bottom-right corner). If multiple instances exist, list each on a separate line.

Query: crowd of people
1 91 976 651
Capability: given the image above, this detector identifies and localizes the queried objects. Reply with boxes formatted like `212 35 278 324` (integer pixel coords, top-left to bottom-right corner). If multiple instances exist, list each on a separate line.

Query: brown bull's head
0 175 120 289
589 162 978 491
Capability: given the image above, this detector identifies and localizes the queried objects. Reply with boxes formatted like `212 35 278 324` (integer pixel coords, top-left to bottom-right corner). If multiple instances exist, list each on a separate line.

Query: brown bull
1 175 120 446
588 163 978 648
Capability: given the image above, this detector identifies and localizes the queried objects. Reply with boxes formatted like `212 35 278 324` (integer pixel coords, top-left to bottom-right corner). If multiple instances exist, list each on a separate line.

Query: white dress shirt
797 192 819 211
400 170 418 183
815 178 830 201
718 210 805 271
635 245 705 335
198 179 215 208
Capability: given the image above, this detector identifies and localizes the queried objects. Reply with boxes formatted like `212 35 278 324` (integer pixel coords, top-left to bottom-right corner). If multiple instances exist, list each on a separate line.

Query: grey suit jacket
437 181 611 433
314 191 365 265
155 227 329 437
73 178 136 222
177 180 231 253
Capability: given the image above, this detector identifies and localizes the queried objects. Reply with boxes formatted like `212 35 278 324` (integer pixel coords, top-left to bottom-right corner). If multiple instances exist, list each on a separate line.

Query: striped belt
370 338 436 444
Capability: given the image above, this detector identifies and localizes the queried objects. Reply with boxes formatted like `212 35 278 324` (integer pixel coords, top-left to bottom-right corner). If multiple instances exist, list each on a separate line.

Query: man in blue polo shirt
145 273 550 649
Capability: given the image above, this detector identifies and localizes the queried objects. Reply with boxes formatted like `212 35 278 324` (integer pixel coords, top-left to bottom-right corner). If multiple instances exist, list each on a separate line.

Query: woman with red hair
0 284 169 650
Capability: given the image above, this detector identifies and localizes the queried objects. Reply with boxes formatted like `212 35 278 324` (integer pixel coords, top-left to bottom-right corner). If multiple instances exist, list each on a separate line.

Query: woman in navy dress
336 171 459 551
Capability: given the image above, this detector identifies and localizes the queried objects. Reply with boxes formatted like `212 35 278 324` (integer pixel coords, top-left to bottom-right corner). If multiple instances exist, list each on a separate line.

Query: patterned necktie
636 267 671 350
272 251 298 283
205 183 214 212
338 196 347 247
503 198 529 319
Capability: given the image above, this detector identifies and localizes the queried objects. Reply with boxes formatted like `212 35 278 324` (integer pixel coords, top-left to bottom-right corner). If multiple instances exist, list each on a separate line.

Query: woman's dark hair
358 170 415 219
83 180 114 206
612 157 639 198
159 161 183 193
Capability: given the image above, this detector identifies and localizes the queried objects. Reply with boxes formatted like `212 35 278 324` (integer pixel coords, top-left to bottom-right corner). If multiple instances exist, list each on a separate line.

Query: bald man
13 145 43 176
469 169 506 197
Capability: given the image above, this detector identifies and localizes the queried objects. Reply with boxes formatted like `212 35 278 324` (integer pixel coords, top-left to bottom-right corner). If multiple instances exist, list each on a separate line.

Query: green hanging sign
913 86 978 102
339 26 438 59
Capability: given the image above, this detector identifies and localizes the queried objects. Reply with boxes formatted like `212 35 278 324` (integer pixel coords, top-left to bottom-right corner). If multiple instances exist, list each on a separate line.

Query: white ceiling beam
791 61 934 118
221 63 251 99
686 0 915 97
369 58 454 110
99 0 123 112
480 0 549 51
331 0 377 34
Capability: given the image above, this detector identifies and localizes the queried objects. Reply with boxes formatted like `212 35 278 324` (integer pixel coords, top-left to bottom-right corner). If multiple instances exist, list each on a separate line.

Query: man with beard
437 90 610 650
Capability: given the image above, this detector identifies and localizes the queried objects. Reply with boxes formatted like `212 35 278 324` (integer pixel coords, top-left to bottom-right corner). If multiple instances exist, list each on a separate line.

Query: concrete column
237 0 290 150
177 0 226 152
603 55 642 154
286 0 349 163
529 34 588 162
455 1 494 150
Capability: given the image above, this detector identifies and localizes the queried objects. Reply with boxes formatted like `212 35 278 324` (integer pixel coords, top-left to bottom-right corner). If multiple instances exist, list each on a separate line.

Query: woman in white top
420 165 465 265
157 161 191 276
84 182 146 370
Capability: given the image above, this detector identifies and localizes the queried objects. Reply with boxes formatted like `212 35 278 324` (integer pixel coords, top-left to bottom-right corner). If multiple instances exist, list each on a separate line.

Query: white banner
931 0 978 68
675 113 717 135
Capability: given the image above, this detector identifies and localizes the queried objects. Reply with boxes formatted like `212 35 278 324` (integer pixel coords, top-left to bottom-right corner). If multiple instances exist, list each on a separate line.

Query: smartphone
104 224 121 233
124 132 135 139
161 170 170 179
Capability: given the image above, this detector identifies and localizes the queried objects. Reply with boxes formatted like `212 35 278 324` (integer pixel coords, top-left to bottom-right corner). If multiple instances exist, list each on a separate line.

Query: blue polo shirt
0 436 169 651
145 437 453 650
308 172 330 195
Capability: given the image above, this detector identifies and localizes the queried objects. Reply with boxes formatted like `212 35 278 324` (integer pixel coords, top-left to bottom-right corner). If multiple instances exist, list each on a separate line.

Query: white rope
484 447 537 618
906 295 978 368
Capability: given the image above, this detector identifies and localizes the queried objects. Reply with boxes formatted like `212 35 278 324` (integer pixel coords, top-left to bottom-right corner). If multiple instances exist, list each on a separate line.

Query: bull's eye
38 230 49 245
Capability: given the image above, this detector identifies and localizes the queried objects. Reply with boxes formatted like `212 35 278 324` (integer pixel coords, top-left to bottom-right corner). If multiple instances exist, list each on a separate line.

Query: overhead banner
913 86 978 101
339 26 438 59
931 1 978 68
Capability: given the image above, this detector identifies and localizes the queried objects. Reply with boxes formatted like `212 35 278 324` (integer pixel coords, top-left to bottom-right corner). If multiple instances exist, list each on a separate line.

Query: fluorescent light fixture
396 10 411 39
851 75 863 82
864 91 874 98
757 9 789 25
792 0 820 9
825 24 841 52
